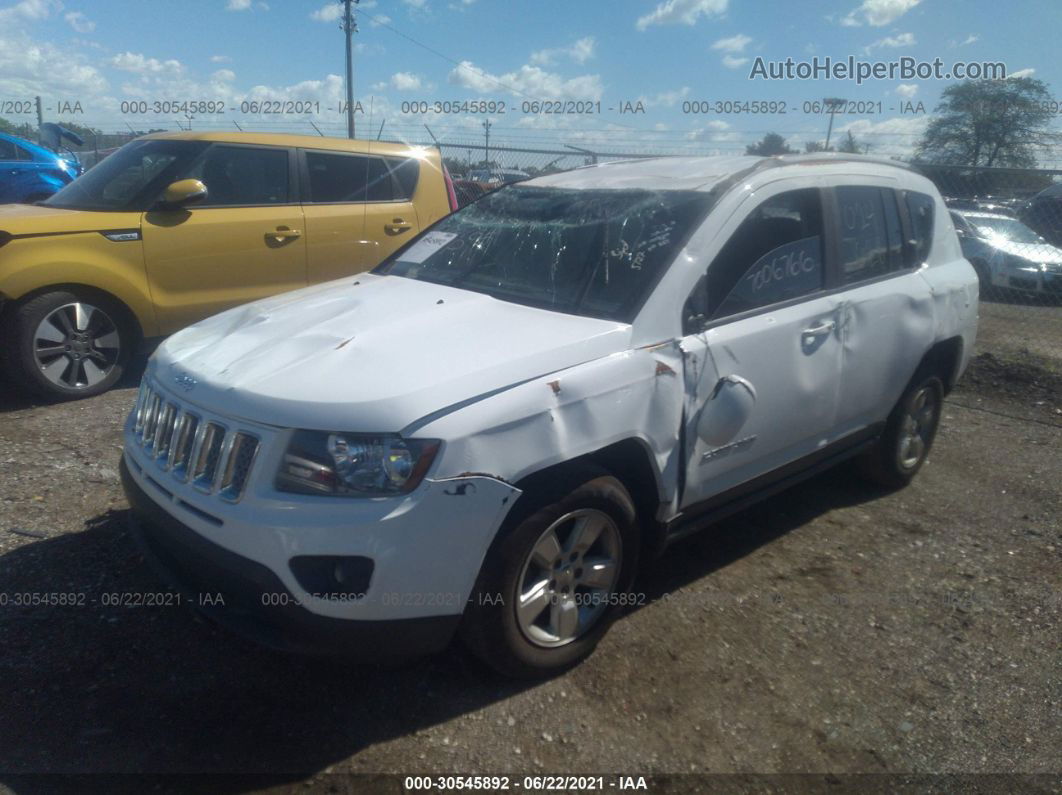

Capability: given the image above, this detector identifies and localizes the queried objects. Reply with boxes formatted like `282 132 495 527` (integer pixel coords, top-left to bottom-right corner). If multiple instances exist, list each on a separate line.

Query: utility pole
823 97 845 150
482 118 491 170
35 96 43 141
341 0 359 139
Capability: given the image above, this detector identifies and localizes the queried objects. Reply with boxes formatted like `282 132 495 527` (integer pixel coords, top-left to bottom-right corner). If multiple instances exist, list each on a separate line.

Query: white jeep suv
120 154 978 677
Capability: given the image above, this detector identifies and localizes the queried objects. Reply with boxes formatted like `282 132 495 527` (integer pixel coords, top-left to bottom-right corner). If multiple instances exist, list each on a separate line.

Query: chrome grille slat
170 413 199 480
192 422 226 493
219 433 259 502
133 378 260 503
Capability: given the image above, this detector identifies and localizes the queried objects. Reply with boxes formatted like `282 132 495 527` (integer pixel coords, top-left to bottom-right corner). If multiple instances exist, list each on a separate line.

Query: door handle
802 320 836 336
266 226 301 243
385 217 412 233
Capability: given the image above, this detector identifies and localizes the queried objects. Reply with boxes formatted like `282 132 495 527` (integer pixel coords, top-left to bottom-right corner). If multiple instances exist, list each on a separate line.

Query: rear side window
0 139 18 160
836 186 905 284
305 151 369 202
304 153 418 203
701 188 825 320
905 190 935 264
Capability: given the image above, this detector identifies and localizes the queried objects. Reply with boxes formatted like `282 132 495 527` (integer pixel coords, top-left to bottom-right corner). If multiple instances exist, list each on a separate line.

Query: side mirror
160 179 208 208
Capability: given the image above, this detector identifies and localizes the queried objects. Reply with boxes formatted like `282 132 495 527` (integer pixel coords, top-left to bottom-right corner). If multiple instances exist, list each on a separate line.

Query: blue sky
1 0 1059 159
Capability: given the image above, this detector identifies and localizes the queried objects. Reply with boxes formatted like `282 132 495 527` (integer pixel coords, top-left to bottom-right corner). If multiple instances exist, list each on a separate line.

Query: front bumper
122 457 462 658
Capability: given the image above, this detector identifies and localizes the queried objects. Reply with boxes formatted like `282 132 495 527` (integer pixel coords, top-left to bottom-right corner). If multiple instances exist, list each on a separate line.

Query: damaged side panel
411 345 687 513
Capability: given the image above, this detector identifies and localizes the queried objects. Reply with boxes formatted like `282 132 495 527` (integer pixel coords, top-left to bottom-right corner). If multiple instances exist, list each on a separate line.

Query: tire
859 371 944 488
0 289 135 400
461 465 640 678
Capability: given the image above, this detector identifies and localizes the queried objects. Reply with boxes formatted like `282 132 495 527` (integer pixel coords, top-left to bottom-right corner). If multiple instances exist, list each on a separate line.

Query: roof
138 130 432 158
527 152 920 192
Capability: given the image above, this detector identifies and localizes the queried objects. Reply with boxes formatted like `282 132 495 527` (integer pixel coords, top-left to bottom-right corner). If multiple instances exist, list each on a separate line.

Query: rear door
361 154 421 268
679 185 845 508
827 185 935 434
300 148 369 284
141 143 306 334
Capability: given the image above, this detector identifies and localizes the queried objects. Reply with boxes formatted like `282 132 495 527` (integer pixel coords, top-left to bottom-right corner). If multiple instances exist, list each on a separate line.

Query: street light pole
341 0 358 139
482 118 491 170
824 97 845 150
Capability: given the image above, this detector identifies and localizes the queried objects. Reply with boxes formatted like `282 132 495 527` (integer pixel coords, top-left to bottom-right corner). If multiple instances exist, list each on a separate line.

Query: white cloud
0 0 61 23
448 60 603 101
530 36 596 66
0 28 109 101
1009 68 1035 79
961 33 979 46
636 0 728 31
64 11 95 33
310 2 341 21
835 115 929 158
226 0 252 9
210 54 232 63
212 69 236 82
686 119 740 144
402 0 427 7
895 83 918 97
721 54 748 69
110 52 184 76
841 0 920 27
864 32 915 52
646 86 690 107
375 71 426 92
710 33 751 53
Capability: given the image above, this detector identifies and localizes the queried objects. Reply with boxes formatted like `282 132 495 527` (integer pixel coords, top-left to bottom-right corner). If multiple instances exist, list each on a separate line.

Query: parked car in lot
1021 182 1062 249
0 130 83 204
0 131 457 399
950 209 1062 297
121 153 977 677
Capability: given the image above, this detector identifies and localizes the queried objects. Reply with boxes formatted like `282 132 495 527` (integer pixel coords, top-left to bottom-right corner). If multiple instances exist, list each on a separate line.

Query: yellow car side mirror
161 179 209 208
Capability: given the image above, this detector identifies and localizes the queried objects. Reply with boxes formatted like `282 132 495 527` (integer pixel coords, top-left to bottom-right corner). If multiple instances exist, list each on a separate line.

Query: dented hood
154 274 632 431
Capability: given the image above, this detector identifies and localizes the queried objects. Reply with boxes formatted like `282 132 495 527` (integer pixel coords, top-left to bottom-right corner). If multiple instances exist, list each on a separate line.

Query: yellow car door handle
385 218 412 233
266 227 302 243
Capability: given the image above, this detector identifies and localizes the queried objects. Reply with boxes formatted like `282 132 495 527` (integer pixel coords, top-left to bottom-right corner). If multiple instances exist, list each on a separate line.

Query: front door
679 186 844 509
141 143 306 334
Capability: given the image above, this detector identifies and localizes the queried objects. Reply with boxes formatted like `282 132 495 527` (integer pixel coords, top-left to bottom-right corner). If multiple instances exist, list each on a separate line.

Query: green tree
804 140 832 153
746 132 795 156
835 130 866 154
915 78 1060 167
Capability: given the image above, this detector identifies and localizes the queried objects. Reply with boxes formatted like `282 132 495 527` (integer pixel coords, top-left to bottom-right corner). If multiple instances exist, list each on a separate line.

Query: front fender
0 232 157 335
410 344 686 508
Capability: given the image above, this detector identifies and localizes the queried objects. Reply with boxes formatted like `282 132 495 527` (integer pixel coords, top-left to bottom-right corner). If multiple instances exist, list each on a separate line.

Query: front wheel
461 468 640 678
0 290 135 400
860 373 944 488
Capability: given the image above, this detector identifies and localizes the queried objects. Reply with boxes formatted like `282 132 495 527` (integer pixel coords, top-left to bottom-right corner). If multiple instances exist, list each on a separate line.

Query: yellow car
0 131 457 399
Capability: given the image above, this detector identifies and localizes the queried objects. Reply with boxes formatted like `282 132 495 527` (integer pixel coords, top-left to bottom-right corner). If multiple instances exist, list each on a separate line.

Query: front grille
133 379 260 502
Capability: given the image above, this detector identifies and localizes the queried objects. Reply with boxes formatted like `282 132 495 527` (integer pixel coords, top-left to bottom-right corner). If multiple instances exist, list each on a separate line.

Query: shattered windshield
376 185 714 322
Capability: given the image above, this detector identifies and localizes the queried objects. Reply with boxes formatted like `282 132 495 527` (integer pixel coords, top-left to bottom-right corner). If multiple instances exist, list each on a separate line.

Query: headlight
276 431 440 497
1003 254 1040 273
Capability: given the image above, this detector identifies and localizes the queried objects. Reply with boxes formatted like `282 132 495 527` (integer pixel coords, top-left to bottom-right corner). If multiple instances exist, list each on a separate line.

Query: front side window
43 139 207 211
376 185 714 322
0 139 19 160
184 145 289 206
836 186 905 284
905 190 936 264
696 188 825 322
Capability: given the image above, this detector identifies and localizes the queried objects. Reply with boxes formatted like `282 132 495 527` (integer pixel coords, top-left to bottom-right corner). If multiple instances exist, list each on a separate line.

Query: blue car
0 129 83 204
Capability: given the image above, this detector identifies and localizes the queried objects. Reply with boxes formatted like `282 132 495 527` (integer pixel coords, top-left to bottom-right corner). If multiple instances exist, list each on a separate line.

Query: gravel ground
0 343 1058 788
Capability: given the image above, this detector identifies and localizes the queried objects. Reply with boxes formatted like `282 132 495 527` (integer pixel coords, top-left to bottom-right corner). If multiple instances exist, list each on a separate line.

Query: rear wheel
0 290 135 400
860 372 944 488
461 467 639 678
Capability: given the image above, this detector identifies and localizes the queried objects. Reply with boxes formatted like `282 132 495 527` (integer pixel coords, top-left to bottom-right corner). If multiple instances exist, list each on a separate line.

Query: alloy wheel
515 508 622 648
32 302 121 390
897 385 938 470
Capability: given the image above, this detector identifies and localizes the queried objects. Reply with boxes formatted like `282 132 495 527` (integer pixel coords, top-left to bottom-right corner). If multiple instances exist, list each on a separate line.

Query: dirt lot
0 325 1058 789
